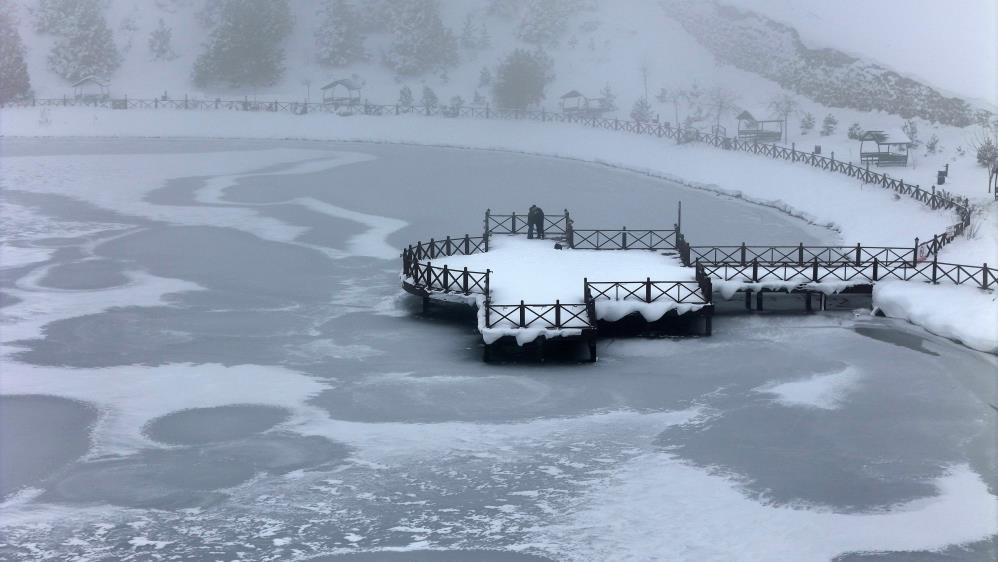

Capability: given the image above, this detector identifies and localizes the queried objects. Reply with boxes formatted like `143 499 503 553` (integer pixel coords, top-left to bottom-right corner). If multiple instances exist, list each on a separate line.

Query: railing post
485 269 491 296
931 255 938 284
445 235 452 255
425 261 432 286
812 258 819 283
463 267 469 294
677 200 682 235
442 264 450 290
646 277 652 303
855 243 861 266
484 230 490 252
555 300 561 327
873 257 879 281
984 263 990 290
798 242 804 266
484 208 491 236
752 259 758 282
913 237 919 266
519 300 526 328
740 242 747 266
463 234 470 254
622 226 628 249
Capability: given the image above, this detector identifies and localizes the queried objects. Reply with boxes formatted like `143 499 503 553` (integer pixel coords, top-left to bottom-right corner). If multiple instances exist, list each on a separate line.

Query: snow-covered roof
561 90 585 99
71 76 107 88
862 128 911 145
320 78 362 91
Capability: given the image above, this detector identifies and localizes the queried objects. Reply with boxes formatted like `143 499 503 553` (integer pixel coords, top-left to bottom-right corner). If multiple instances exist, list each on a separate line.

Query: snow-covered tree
847 122 864 141
492 48 553 109
706 86 738 134
460 14 478 49
448 95 464 114
193 0 292 88
656 87 683 128
766 93 799 142
630 97 653 123
518 0 571 46
420 85 438 110
478 66 493 88
599 82 617 112
148 18 177 61
473 89 486 106
398 85 414 107
820 113 838 136
45 0 121 82
384 0 457 75
0 1 32 103
681 83 707 127
902 119 919 147
924 134 939 154
315 0 365 67
800 112 815 135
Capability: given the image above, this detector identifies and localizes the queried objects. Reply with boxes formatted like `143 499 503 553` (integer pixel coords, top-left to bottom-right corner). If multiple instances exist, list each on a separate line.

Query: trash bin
937 171 946 185
813 145 821 155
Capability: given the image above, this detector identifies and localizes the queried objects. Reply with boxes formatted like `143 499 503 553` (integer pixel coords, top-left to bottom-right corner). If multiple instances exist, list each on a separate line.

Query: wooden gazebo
72 76 109 101
859 129 911 167
736 110 783 143
321 78 362 106
559 90 605 118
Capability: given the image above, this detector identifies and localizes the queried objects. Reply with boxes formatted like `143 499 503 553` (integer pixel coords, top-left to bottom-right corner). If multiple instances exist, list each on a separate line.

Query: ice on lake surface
0 139 994 561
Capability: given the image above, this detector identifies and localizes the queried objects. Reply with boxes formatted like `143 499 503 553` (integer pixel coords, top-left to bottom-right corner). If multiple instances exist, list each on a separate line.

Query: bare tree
767 93 800 143
969 129 998 195
706 86 739 136
656 87 683 128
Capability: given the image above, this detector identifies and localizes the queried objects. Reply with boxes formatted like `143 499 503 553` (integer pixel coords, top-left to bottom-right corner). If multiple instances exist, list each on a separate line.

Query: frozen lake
0 139 995 561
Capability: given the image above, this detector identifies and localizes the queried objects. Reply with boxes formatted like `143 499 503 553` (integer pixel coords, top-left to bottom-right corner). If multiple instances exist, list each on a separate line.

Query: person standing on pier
528 205 545 239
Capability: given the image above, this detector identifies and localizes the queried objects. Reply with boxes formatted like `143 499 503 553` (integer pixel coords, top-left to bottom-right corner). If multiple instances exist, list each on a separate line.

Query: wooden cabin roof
71 76 107 88
861 129 911 145
321 78 362 91
561 90 585 99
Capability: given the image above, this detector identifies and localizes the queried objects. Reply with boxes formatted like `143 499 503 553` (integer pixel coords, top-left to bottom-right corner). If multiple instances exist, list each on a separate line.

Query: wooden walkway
401 209 995 362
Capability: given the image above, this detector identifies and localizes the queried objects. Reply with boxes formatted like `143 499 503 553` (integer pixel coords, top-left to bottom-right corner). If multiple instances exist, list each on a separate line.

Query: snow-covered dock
402 209 997 361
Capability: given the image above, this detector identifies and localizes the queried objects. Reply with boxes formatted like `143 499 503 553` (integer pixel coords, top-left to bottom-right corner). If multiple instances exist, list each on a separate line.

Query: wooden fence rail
484 301 593 330
699 258 995 289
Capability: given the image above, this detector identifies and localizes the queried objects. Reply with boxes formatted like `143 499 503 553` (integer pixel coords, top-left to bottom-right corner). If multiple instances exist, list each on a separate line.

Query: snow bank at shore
873 281 998 354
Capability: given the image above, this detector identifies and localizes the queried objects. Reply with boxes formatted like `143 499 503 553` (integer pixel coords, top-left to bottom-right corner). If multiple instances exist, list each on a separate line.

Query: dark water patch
854 325 940 356
37 259 130 290
311 551 555 562
0 291 22 308
143 404 290 445
97 225 341 301
0 395 98 498
44 432 348 509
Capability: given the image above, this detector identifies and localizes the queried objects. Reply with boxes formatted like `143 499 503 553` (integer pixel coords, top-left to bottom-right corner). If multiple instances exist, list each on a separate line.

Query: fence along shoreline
9 94 972 258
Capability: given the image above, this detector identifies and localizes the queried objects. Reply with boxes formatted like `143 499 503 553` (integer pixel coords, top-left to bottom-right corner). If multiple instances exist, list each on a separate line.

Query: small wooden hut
859 129 911 167
321 78 362 106
736 110 783 143
72 76 109 101
559 90 605 118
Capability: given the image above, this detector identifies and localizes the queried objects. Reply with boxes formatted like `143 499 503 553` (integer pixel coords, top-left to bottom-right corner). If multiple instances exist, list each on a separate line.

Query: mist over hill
1 0 993 128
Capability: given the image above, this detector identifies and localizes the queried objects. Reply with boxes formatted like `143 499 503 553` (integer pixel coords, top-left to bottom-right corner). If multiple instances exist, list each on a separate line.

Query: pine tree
0 1 31 103
820 113 838 136
473 89 486 106
315 0 365 67
460 14 477 49
902 119 919 147
599 82 617 112
385 0 457 75
45 0 121 82
630 97 653 123
478 66 493 88
398 85 413 107
193 0 292 88
148 18 177 61
420 85 438 110
800 112 815 135
847 122 864 140
478 23 492 49
492 48 553 109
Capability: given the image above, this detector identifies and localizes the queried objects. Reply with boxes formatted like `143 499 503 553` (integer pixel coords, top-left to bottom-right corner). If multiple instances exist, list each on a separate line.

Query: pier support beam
805 292 813 313
744 291 752 311
756 290 764 311
587 337 597 362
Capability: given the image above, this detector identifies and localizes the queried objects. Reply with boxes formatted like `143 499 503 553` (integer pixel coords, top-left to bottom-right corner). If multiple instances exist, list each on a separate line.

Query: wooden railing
585 262 714 306
570 228 677 251
689 243 918 267
484 209 571 237
405 260 489 296
698 257 996 290
403 234 487 263
484 301 594 330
